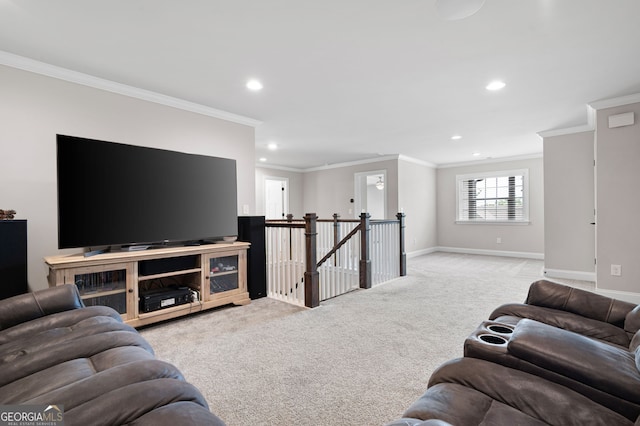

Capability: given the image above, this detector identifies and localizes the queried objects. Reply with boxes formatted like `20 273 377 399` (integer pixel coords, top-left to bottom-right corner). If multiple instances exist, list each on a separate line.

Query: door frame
353 170 387 219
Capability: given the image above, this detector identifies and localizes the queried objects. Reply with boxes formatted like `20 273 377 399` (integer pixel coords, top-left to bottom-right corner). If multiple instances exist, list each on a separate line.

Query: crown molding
537 104 596 138
588 92 640 110
437 152 543 169
260 152 541 173
0 50 262 127
257 154 438 173
537 124 595 138
398 154 437 168
302 154 401 172
255 163 306 173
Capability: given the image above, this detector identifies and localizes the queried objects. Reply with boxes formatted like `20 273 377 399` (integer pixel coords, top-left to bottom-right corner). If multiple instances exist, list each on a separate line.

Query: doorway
354 170 386 219
264 177 289 220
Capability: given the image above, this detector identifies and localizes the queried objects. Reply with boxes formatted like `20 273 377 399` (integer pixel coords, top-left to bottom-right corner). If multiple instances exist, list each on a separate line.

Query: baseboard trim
435 246 544 260
543 268 596 282
406 247 439 258
592 288 640 305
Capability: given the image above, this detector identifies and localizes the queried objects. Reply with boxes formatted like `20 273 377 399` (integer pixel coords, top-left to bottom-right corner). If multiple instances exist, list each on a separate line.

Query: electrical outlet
496 237 502 244
611 264 622 276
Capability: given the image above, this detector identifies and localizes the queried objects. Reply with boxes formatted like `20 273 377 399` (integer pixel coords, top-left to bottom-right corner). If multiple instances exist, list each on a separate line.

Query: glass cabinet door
208 255 239 295
67 263 131 317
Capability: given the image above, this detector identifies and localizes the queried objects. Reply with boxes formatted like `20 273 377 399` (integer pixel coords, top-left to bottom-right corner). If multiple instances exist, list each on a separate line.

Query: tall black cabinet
0 220 28 299
237 216 266 300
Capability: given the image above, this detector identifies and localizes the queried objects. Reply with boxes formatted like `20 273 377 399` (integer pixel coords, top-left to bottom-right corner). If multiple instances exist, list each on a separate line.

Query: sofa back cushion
0 284 83 331
525 280 636 328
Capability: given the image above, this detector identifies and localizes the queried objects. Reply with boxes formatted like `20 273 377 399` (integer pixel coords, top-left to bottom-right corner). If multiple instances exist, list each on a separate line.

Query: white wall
436 157 544 257
542 130 595 280
0 65 256 291
595 101 640 295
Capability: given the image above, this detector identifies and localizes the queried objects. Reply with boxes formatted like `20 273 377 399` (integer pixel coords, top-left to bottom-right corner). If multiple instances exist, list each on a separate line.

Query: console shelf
139 268 203 281
45 242 250 327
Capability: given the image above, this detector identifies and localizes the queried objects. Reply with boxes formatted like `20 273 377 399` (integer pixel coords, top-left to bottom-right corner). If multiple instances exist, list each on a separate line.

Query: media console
45 242 250 327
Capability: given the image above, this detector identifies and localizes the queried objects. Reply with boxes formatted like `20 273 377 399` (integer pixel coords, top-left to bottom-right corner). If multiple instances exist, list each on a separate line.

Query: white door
265 178 289 220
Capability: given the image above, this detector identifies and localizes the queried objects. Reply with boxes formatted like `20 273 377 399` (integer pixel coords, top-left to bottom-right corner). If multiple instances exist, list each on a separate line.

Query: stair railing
265 212 405 307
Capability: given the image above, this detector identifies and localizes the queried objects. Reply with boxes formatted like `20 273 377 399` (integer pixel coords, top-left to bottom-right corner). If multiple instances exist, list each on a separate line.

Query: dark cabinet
0 220 28 299
238 216 266 299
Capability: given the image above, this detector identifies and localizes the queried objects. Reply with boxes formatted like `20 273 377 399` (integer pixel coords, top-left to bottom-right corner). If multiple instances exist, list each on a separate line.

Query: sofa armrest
0 284 84 331
524 280 636 327
626 306 640 335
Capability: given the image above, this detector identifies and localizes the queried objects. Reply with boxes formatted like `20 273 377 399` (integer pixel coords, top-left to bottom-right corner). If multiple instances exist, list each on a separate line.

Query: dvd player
139 287 193 313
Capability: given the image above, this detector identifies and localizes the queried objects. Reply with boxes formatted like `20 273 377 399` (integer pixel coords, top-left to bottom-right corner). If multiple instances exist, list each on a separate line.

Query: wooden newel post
396 212 407 277
359 212 372 289
304 213 320 308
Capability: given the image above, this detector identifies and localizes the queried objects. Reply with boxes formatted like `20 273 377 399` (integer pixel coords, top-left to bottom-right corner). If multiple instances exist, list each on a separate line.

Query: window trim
455 169 530 225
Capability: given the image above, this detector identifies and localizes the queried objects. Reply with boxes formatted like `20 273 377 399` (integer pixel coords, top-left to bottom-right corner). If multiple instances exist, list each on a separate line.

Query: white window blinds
456 169 529 223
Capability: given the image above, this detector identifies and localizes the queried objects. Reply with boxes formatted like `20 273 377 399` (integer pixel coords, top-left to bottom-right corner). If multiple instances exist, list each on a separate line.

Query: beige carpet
139 252 585 425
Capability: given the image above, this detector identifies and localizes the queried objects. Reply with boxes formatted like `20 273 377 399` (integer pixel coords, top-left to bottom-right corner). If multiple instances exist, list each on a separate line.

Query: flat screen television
56 134 238 250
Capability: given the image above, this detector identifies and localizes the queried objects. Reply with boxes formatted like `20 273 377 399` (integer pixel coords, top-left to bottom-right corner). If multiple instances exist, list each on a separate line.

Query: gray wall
542 130 595 279
257 157 437 255
595 101 640 294
436 157 544 257
0 65 256 291
398 158 437 253
302 159 399 220
255 167 305 218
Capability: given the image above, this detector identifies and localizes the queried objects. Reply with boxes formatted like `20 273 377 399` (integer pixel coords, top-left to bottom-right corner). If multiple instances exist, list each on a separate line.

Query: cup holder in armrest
479 334 508 345
487 324 514 334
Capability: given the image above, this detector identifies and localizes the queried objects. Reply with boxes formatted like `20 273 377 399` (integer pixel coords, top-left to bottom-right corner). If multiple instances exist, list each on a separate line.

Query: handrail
316 224 361 268
264 222 305 228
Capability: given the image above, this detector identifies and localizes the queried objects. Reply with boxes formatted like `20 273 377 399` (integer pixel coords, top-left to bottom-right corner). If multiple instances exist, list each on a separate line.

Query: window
456 169 529 224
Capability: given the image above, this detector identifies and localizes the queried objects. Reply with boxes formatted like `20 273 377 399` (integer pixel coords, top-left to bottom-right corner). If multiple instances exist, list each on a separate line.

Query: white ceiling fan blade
436 0 486 21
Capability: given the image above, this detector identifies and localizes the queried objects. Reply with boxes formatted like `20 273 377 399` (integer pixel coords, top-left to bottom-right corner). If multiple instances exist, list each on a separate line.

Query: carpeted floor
139 252 589 425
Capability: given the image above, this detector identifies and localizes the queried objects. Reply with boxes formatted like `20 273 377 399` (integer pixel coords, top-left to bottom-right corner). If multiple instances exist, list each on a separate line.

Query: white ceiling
1 0 639 169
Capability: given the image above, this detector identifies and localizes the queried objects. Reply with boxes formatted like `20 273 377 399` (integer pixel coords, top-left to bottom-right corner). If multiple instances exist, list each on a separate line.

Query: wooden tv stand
45 242 250 327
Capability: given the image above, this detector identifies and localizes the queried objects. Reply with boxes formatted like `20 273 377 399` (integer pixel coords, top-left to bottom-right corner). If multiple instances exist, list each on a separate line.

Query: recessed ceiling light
472 152 481 157
486 80 506 91
451 135 462 140
267 143 278 150
246 79 263 91
259 157 267 162
436 0 486 21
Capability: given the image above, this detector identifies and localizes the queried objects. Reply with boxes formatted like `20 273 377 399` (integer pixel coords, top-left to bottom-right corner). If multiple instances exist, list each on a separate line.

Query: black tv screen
57 135 238 249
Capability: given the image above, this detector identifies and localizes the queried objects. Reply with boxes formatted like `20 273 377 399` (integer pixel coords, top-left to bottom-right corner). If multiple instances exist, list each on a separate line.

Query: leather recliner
0 284 225 426
464 317 640 420
387 281 640 425
489 279 640 347
386 357 634 426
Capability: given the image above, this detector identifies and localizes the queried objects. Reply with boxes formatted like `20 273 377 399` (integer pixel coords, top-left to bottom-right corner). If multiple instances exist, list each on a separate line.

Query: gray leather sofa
387 357 633 426
387 280 640 425
490 279 640 347
0 284 224 426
